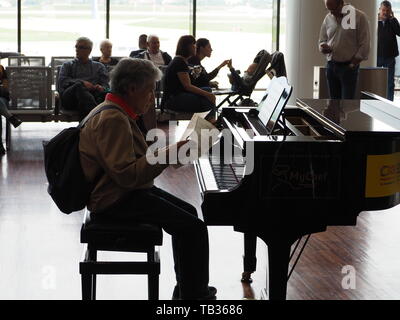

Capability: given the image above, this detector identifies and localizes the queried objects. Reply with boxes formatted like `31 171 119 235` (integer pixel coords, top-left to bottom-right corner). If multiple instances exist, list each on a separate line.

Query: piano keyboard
209 155 246 190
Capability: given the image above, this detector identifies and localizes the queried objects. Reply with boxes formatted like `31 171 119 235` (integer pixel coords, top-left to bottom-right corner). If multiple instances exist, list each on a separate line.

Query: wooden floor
0 119 400 300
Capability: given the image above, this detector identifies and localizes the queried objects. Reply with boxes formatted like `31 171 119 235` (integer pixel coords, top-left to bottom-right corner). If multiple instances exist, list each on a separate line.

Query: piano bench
79 210 163 300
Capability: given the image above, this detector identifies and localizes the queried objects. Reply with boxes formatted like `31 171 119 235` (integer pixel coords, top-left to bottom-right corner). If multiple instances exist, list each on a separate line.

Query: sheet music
172 112 219 168
258 80 285 127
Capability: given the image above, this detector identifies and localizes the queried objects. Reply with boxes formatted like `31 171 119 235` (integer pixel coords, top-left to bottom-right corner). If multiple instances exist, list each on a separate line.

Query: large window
3 0 283 88
110 0 191 57
21 0 106 63
0 1 18 53
196 0 274 88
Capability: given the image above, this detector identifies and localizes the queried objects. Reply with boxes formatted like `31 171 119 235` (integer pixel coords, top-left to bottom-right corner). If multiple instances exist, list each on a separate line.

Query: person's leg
377 56 384 68
0 115 4 155
0 97 12 119
326 62 342 99
0 97 22 128
229 69 244 91
387 57 396 101
340 64 359 100
97 186 211 299
167 92 215 113
61 82 97 120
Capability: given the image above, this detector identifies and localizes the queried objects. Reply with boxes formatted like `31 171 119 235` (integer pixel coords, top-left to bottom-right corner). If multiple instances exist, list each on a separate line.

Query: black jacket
136 50 172 66
378 18 400 59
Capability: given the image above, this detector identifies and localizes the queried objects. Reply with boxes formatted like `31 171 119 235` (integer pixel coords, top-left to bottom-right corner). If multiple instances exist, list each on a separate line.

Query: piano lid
297 99 400 136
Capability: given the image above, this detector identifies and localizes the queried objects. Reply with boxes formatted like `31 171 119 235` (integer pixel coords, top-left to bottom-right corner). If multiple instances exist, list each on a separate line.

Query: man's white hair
147 34 159 42
110 58 162 95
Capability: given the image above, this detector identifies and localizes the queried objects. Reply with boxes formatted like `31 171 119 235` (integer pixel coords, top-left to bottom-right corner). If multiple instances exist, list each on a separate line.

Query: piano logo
272 165 329 191
366 152 400 198
261 155 340 199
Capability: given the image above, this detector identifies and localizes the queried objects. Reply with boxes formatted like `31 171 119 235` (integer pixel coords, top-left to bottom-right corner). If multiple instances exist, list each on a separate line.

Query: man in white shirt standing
319 0 370 99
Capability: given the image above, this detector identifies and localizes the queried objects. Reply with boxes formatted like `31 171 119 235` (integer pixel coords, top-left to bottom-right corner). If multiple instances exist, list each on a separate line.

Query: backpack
43 105 119 214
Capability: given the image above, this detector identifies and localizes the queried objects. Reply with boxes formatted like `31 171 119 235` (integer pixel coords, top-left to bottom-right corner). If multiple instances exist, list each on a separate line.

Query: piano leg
242 233 257 283
267 241 291 301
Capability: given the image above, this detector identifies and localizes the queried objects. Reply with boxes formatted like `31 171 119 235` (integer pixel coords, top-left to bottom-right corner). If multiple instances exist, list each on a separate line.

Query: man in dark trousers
58 37 109 120
378 1 400 101
319 0 370 99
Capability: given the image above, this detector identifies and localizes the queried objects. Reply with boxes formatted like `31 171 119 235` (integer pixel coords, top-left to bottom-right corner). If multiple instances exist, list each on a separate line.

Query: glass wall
0 0 18 53
110 0 191 58
196 0 274 88
21 0 106 63
2 0 283 88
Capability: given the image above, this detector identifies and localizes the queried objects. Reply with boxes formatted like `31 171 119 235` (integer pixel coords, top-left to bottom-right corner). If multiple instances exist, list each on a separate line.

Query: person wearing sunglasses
58 37 109 120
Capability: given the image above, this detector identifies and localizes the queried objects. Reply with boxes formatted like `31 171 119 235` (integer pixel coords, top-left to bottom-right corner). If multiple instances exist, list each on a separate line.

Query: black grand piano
194 85 400 300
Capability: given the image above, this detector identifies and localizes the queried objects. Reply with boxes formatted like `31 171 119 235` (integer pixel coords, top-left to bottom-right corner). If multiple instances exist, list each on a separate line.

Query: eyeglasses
75 45 91 50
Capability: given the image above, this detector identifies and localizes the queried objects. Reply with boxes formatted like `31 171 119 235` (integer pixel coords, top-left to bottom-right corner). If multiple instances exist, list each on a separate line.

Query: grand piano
194 90 400 300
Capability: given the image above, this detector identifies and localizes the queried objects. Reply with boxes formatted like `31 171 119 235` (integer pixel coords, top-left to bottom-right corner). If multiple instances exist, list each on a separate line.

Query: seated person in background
137 35 172 70
188 38 230 89
0 64 22 155
227 59 258 91
227 50 286 91
162 35 216 118
93 39 120 72
79 58 216 300
129 34 148 58
58 37 109 120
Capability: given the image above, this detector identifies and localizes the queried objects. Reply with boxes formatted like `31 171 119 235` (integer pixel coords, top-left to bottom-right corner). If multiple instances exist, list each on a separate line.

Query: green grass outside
0 28 80 41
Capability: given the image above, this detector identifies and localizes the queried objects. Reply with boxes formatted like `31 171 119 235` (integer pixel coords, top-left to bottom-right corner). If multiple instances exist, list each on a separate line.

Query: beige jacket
79 100 167 212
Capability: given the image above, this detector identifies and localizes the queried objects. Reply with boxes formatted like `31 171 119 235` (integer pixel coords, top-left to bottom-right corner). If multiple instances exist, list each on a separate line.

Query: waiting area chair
79 210 163 300
8 56 46 67
5 65 54 150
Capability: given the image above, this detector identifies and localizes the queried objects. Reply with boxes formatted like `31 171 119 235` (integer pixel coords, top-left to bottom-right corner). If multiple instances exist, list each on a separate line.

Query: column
285 0 378 102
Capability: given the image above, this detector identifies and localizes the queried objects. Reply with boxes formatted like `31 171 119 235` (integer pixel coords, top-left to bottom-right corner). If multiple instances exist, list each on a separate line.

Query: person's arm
95 63 110 90
58 62 82 92
352 13 370 66
205 60 230 82
162 52 172 65
319 17 332 54
226 60 244 89
389 17 400 37
177 72 215 104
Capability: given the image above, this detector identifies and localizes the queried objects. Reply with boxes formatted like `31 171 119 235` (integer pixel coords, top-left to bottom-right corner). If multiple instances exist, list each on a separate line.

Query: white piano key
198 157 219 191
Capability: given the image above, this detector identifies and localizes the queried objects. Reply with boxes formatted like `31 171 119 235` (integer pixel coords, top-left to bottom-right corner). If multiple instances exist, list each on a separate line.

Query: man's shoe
8 115 22 128
200 286 217 300
172 286 217 300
